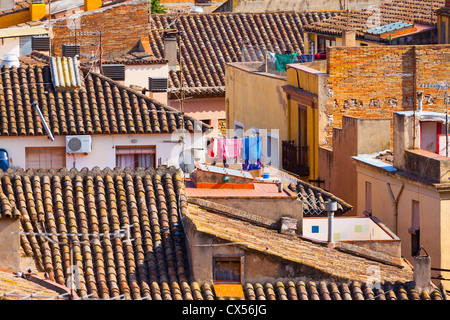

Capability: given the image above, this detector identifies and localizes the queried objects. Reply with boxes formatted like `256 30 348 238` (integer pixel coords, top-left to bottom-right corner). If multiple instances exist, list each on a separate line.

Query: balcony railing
282 140 309 177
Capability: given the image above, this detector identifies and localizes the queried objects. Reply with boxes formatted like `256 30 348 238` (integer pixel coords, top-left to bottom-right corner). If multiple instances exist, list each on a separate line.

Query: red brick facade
324 45 450 146
51 0 149 59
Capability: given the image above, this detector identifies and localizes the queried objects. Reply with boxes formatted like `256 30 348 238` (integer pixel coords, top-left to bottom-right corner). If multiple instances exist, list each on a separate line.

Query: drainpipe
387 182 404 235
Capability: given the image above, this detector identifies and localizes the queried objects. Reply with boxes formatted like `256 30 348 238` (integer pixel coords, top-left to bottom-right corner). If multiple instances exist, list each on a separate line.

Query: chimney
164 31 178 69
84 0 102 12
279 217 298 235
342 29 356 47
30 0 46 21
325 200 337 246
413 249 432 293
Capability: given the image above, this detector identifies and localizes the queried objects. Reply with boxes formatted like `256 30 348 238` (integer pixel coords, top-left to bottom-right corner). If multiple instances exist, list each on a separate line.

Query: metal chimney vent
62 44 80 58
148 77 168 92
31 36 50 51
102 64 125 81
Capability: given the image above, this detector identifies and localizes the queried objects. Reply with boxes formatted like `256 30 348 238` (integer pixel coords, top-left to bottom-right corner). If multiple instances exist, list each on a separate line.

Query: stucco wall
225 63 287 153
208 196 303 230
169 97 226 137
0 132 206 170
355 162 447 271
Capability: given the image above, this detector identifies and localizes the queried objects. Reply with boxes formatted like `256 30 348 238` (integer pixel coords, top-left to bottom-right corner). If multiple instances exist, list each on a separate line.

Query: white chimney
325 201 338 246
164 32 178 69
413 252 432 293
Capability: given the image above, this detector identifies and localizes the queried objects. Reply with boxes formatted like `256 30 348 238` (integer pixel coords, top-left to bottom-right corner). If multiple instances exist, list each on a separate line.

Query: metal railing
282 140 309 177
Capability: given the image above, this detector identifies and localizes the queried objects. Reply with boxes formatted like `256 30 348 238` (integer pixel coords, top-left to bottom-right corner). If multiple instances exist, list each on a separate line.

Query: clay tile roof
0 268 68 299
4 166 212 300
279 169 352 216
1 51 210 137
304 0 445 39
185 204 414 283
149 11 341 98
100 51 169 65
1 165 443 300
242 279 443 300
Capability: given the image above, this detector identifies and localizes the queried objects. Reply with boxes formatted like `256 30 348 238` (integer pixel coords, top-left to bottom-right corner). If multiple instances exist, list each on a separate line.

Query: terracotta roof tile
148 11 341 97
304 0 445 39
1 52 210 137
0 165 443 300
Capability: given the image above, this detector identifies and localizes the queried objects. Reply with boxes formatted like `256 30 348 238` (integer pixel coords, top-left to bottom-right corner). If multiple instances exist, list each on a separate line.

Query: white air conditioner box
66 135 92 153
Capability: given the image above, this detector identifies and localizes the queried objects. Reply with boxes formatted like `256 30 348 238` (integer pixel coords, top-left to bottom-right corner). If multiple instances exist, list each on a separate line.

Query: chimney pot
279 216 298 235
414 253 432 293
342 29 356 47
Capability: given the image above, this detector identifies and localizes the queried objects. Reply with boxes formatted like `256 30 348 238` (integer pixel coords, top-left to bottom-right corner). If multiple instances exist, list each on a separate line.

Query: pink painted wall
169 97 226 136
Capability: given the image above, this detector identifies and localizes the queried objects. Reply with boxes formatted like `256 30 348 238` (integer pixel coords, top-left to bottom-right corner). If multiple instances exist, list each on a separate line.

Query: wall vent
148 77 168 92
31 36 50 51
102 64 125 81
62 44 80 58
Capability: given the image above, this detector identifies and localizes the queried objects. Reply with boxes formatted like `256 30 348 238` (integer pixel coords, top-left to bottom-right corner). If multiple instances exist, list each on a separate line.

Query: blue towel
243 136 262 163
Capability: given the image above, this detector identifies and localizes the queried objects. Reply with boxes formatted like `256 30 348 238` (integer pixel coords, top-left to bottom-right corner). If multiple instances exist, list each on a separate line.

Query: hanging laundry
243 136 263 163
275 52 298 71
243 159 262 171
208 137 220 158
221 138 242 159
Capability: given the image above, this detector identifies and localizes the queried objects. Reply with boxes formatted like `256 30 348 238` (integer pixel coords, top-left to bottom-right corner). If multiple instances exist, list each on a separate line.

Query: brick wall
324 44 450 147
52 0 149 59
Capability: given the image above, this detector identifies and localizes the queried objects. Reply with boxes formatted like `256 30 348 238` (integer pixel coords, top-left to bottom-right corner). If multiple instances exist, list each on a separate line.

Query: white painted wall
0 131 207 170
0 37 20 58
302 216 394 241
125 64 169 104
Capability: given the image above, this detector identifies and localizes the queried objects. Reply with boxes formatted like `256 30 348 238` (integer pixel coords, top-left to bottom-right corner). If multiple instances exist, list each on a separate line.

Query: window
25 147 66 169
364 182 372 216
116 146 156 169
213 256 243 283
410 200 420 256
233 121 244 138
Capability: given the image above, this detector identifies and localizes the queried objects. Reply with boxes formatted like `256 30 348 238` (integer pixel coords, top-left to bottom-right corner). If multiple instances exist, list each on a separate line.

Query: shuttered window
25 147 66 169
116 146 156 169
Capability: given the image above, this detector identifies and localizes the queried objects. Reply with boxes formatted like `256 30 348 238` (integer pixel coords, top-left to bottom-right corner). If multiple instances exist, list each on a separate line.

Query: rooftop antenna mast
32 102 54 141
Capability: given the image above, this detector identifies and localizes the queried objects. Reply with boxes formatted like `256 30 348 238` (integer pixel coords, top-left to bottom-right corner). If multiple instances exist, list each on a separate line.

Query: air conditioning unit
66 135 92 153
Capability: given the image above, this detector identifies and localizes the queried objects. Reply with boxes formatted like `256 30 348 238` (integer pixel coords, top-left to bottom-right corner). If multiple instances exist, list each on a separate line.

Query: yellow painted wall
225 63 288 159
29 3 46 21
285 66 320 181
355 162 450 285
0 10 31 29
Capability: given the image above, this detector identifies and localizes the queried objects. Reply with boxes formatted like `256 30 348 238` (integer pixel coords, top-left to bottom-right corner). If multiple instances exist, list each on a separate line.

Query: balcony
282 140 310 177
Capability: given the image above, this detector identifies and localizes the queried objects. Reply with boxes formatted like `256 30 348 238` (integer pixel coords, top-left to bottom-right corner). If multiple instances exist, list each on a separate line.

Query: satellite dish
179 149 196 173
